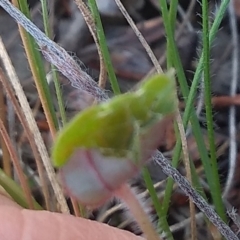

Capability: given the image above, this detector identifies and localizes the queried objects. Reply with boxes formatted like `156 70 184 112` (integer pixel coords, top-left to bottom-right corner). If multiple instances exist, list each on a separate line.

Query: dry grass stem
0 37 69 213
114 0 163 74
0 117 34 208
74 0 107 89
11 0 57 138
176 110 197 240
0 68 51 210
0 83 11 176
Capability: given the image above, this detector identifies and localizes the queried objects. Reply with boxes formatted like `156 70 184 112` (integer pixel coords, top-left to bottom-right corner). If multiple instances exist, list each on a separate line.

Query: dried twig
153 151 237 240
1 0 108 101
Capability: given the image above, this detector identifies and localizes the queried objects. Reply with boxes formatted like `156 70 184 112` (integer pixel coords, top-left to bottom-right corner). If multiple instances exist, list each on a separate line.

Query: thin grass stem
40 0 67 126
202 0 225 220
74 0 107 90
0 83 11 177
0 118 34 209
0 168 42 209
158 0 229 221
87 0 121 94
12 0 58 137
0 37 69 214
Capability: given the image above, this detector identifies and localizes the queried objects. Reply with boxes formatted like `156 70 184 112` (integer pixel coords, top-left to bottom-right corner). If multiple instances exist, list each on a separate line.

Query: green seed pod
52 71 177 168
51 71 177 207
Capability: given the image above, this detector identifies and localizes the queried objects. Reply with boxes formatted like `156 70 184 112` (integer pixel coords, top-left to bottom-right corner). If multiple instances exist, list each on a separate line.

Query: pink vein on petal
84 150 114 193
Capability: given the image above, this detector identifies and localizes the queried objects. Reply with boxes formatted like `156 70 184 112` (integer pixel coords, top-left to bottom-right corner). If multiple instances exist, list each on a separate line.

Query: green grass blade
88 0 121 95
16 0 59 133
0 168 42 210
158 0 228 222
202 0 226 220
143 168 174 239
40 0 67 126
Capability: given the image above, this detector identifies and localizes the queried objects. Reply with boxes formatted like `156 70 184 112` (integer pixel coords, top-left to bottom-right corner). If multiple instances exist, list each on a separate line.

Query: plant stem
13 0 58 137
88 0 121 94
40 0 67 126
158 0 228 221
0 168 42 209
202 0 225 220
0 118 34 209
0 83 11 177
116 184 161 240
143 168 173 239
